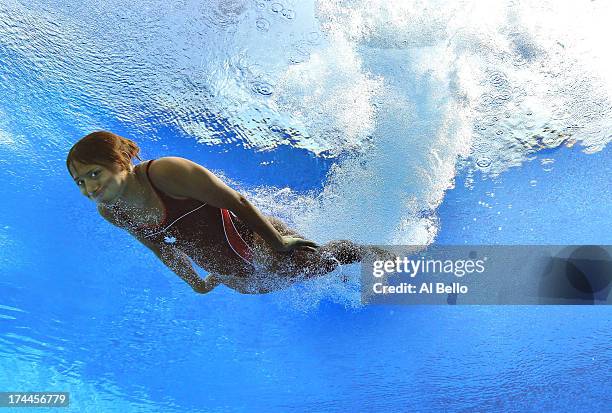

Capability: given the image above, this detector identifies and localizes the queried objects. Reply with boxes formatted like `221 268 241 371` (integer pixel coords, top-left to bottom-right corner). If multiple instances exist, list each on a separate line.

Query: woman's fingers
297 240 318 251
289 237 317 247
280 236 319 252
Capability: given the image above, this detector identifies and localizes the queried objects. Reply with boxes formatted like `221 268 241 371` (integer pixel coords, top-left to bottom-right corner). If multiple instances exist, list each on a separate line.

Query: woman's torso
109 159 256 278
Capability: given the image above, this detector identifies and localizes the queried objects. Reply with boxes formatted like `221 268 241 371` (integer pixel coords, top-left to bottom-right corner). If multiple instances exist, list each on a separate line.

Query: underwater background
1 1 611 411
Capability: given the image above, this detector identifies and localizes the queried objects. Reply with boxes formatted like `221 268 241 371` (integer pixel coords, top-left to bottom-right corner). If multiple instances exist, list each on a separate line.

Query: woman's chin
95 194 114 205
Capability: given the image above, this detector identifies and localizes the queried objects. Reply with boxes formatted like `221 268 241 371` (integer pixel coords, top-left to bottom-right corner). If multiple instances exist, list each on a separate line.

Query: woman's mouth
93 186 106 199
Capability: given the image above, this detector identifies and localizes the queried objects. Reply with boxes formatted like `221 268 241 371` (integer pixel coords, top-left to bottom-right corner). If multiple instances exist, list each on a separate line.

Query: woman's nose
85 182 98 196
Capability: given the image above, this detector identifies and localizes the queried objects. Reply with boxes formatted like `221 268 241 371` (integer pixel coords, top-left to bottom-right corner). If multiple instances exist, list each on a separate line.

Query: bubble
495 91 512 102
481 92 511 111
479 94 494 107
250 79 274 96
541 158 554 172
288 54 306 64
271 2 283 13
529 179 537 187
202 0 248 30
488 71 509 88
307 31 320 45
510 53 529 67
282 8 295 19
485 115 499 125
534 133 566 148
476 157 492 168
256 18 270 31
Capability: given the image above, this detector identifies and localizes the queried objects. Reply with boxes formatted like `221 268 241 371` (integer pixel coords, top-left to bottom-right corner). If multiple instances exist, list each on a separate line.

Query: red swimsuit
126 160 255 276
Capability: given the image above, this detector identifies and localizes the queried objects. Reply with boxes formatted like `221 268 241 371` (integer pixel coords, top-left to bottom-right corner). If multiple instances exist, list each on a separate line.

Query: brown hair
66 131 142 178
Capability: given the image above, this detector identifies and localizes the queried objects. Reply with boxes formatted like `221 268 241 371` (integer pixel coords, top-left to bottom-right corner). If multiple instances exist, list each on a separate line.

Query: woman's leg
254 216 365 278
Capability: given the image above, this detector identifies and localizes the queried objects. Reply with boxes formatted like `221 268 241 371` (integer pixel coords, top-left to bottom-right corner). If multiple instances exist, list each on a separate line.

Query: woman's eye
76 171 99 186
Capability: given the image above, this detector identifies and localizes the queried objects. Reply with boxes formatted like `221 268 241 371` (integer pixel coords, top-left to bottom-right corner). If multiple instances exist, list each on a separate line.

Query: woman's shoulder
145 157 196 200
147 156 195 168
144 156 195 177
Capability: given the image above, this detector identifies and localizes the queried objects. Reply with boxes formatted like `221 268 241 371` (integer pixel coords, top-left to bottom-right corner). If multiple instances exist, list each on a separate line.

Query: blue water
438 144 612 245
2 2 612 411
1 122 611 411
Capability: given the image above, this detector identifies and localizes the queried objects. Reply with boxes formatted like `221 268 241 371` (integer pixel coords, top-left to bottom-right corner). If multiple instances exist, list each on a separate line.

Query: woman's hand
193 274 221 294
276 236 319 253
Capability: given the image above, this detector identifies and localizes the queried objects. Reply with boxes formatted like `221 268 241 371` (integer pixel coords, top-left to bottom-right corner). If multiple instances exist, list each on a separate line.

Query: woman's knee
321 240 364 265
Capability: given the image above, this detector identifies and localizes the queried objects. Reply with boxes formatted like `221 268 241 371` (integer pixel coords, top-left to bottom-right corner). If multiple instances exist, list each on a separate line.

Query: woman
67 131 365 294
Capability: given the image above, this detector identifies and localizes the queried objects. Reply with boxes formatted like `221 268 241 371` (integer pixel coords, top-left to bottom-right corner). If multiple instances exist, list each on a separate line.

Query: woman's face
69 160 128 205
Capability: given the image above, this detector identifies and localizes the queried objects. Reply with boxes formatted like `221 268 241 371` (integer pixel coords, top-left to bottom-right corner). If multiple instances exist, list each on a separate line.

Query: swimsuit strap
145 159 165 199
221 209 254 265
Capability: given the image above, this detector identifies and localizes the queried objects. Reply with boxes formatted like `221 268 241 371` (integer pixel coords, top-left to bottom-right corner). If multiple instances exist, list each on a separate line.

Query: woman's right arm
98 206 218 294
155 247 218 294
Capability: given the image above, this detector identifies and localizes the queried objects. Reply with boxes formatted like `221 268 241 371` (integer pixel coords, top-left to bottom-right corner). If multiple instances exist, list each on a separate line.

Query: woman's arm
99 205 218 294
157 248 219 294
148 157 318 253
128 232 220 294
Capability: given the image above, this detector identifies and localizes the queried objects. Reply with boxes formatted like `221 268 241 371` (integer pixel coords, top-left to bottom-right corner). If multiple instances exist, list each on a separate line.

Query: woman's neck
109 164 149 211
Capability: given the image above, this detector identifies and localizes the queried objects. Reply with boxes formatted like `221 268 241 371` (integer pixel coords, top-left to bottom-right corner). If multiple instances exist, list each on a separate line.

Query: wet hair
66 131 142 178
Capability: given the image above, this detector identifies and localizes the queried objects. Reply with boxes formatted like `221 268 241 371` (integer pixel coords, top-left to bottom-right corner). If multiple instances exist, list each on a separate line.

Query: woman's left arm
148 157 318 253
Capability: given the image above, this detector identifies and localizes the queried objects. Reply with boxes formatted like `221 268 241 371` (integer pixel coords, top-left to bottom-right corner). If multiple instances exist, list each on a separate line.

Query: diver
67 131 367 294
